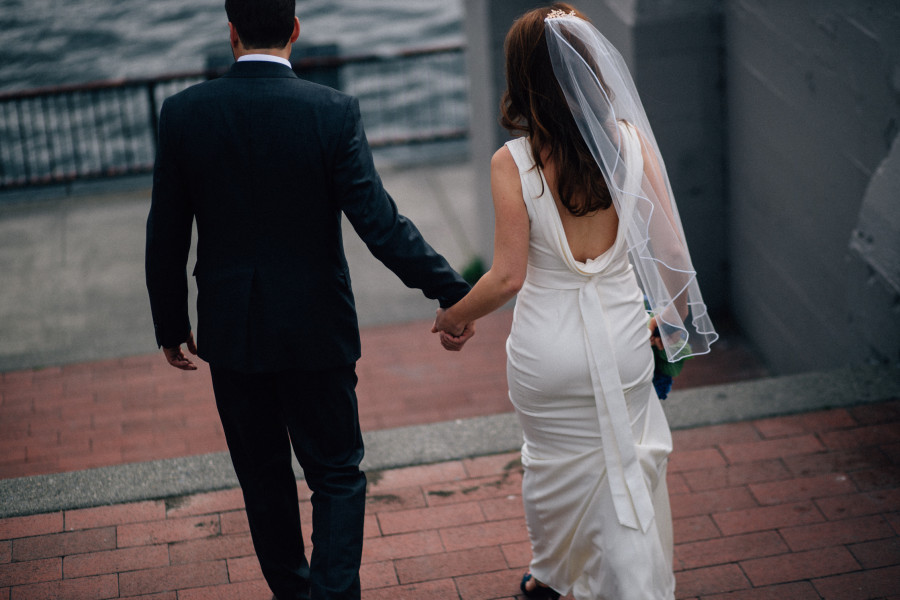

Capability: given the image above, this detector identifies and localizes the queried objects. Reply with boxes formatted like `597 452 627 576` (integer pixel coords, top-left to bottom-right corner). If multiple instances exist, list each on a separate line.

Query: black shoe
520 572 560 599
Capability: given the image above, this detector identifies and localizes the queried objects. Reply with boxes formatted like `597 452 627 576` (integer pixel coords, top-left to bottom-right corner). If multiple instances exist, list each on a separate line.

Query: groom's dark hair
225 0 296 49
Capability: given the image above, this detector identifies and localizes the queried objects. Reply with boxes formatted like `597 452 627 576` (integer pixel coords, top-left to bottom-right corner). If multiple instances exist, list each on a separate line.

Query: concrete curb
1 364 897 519
661 363 900 429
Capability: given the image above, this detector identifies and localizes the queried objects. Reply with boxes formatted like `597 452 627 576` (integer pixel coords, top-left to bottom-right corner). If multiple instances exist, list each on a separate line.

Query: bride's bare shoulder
491 145 518 176
492 144 514 164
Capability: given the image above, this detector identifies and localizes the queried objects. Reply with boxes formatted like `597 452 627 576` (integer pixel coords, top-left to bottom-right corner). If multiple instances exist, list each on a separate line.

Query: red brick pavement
7 311 898 599
1 401 899 599
0 310 765 480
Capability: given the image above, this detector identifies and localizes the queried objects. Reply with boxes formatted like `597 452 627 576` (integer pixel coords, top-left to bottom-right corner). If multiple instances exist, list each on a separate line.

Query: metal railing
0 44 469 190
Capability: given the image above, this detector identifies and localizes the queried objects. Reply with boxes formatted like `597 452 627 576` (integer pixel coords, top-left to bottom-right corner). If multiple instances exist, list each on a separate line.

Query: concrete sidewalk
0 158 481 372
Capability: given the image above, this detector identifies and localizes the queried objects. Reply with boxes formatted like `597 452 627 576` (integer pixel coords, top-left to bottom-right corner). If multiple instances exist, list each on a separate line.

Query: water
0 0 464 92
0 0 469 177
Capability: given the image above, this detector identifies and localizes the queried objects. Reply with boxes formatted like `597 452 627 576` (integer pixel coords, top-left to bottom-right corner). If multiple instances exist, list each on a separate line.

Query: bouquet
651 340 691 400
648 318 692 399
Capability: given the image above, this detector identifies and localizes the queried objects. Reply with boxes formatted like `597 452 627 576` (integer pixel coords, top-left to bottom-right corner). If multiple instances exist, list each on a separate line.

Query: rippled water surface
0 0 464 92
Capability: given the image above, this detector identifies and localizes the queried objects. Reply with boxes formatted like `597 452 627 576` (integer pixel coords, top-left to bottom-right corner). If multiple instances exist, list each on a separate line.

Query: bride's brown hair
500 3 612 215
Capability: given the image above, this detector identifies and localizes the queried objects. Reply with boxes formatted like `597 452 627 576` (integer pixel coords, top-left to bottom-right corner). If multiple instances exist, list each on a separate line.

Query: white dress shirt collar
237 54 292 69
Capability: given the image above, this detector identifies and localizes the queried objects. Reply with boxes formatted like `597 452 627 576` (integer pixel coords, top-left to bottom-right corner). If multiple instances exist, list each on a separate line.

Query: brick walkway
0 311 765 480
1 402 899 599
3 311 900 599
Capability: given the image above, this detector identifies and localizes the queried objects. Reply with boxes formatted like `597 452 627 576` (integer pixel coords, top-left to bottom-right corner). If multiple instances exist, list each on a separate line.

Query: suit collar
222 60 298 79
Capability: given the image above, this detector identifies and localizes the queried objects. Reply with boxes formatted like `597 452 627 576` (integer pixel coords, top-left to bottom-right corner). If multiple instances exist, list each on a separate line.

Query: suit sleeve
332 97 470 307
145 98 193 348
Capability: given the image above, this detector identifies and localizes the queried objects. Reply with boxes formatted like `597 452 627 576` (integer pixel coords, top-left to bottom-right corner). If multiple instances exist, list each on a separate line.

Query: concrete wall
463 0 544 265
628 2 728 315
724 0 900 373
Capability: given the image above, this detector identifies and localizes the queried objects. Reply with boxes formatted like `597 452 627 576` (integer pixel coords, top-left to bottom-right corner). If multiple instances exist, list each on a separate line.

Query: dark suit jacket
146 60 470 373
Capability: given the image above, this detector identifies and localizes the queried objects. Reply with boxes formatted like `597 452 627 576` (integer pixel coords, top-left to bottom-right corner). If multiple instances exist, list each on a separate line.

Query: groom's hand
163 331 198 370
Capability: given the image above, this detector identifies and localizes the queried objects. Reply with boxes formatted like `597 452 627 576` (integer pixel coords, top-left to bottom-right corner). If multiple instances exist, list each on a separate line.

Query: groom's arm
145 98 194 352
332 97 471 307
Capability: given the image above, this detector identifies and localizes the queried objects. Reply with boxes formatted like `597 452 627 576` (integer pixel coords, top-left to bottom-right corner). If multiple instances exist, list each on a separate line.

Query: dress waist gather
525 262 630 290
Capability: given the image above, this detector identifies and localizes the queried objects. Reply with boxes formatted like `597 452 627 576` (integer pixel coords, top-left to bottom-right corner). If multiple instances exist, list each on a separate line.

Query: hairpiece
545 8 577 20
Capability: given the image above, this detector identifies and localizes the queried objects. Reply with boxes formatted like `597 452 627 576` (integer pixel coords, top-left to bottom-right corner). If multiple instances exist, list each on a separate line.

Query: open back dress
505 123 676 600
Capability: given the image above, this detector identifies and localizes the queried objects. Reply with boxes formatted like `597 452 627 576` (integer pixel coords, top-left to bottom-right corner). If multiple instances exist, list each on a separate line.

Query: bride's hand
439 322 475 351
432 308 475 351
648 316 664 350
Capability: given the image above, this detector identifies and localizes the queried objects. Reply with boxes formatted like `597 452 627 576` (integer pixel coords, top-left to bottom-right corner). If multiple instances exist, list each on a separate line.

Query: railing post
14 101 31 184
147 82 159 155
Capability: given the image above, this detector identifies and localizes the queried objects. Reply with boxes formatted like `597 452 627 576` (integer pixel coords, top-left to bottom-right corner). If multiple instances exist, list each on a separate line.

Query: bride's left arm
433 145 530 336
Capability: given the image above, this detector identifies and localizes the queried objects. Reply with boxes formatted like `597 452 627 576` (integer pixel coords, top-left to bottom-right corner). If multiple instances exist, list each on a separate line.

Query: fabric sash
526 263 655 532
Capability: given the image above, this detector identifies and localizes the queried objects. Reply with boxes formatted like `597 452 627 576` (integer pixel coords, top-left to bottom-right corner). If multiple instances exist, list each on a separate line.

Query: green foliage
461 256 486 286
652 343 692 377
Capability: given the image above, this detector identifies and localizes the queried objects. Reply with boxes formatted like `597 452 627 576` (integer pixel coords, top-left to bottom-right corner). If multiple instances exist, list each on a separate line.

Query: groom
145 1 472 598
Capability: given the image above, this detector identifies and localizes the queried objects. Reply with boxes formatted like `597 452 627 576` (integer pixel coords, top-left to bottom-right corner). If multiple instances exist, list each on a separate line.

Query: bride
433 3 717 599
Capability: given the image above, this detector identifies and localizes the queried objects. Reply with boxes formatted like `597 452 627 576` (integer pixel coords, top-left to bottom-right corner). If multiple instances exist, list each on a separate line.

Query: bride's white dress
505 126 676 600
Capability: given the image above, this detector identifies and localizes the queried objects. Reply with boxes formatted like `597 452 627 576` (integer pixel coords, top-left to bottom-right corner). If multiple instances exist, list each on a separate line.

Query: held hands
163 331 198 370
432 308 476 351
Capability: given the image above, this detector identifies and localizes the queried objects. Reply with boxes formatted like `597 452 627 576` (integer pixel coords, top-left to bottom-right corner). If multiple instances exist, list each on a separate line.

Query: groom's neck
232 44 292 61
